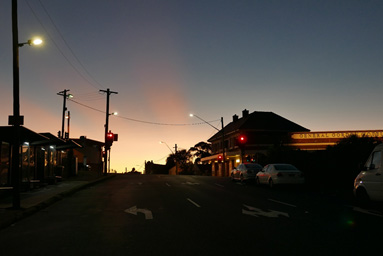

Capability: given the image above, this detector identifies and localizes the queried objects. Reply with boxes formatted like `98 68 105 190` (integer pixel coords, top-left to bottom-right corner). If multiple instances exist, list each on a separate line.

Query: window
371 151 381 170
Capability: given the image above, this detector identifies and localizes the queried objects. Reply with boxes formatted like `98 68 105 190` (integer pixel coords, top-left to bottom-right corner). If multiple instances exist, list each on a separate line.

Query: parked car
230 163 263 182
256 164 305 188
354 144 383 202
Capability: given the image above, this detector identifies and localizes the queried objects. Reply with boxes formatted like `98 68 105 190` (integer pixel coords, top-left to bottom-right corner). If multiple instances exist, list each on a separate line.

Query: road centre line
215 183 224 188
268 199 297 208
187 198 201 208
165 183 171 187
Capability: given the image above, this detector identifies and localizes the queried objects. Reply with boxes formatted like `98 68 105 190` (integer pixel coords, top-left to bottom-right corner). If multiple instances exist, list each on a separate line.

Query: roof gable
208 111 309 141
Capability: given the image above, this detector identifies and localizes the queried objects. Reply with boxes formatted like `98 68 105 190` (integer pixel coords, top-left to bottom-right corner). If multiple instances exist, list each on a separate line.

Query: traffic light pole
100 88 118 175
221 117 226 176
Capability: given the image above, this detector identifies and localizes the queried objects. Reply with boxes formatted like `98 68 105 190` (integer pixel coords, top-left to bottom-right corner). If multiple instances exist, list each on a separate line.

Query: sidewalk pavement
0 172 116 230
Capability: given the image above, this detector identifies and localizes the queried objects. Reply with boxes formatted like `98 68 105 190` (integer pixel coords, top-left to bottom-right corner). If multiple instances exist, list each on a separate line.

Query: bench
0 187 13 197
29 180 41 189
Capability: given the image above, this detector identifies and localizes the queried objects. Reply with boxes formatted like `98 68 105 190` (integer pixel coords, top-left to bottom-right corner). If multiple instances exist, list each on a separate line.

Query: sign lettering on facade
291 131 383 140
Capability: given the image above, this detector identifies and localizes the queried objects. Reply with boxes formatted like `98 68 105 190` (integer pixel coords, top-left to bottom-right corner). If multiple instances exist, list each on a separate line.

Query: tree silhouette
188 141 212 164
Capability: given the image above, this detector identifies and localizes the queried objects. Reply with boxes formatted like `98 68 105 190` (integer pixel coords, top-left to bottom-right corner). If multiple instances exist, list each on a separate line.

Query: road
0 174 382 256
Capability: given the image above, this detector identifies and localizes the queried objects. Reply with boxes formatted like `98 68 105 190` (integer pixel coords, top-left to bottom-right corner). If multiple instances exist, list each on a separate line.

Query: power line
68 99 220 126
25 0 103 90
37 0 105 89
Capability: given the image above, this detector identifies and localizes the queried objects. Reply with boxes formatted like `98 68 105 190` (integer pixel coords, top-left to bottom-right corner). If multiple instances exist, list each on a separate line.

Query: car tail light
277 172 283 177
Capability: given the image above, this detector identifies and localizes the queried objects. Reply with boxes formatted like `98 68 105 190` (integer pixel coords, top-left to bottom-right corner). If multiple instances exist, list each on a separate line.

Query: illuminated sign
291 130 383 140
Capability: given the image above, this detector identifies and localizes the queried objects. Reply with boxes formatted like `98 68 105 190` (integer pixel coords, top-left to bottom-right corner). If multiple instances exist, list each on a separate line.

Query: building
202 109 383 177
0 126 105 191
0 126 81 189
72 136 104 175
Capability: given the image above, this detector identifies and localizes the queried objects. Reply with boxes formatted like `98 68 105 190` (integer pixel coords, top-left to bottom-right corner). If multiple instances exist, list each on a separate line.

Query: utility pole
221 117 226 176
66 111 70 139
174 144 178 175
100 88 118 175
9 0 22 209
57 89 70 139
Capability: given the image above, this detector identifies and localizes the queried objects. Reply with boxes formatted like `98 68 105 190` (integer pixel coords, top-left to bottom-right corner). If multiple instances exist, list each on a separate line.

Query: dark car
230 163 263 182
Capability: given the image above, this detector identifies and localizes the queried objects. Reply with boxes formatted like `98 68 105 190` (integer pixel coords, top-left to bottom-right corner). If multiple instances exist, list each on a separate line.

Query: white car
230 163 263 182
256 164 305 188
354 144 383 202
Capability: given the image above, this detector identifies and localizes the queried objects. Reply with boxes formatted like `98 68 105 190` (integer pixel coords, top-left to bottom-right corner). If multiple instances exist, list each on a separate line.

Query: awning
0 126 49 145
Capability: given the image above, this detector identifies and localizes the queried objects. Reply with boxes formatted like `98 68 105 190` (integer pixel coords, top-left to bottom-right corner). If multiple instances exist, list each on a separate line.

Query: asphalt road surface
0 174 382 256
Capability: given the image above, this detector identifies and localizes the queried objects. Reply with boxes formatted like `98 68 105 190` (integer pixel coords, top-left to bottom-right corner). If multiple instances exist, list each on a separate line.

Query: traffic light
217 155 223 163
106 131 114 148
238 135 247 145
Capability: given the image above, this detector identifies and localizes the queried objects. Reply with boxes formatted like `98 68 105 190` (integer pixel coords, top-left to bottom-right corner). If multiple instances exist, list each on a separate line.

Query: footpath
0 171 116 230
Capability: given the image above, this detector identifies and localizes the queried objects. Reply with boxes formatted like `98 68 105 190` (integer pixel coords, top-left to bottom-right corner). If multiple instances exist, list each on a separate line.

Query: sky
1 0 383 173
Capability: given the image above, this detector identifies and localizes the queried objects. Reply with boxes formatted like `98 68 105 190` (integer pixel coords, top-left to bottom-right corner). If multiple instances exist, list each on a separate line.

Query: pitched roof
0 126 49 144
208 111 310 142
71 137 104 146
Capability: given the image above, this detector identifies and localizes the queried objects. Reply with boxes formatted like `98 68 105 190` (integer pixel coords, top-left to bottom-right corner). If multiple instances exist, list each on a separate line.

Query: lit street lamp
190 114 226 176
9 0 43 209
159 141 174 154
18 38 43 47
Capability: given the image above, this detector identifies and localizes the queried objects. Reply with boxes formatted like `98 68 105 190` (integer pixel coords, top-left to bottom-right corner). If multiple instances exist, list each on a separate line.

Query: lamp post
66 111 70 139
57 89 73 139
100 88 118 176
159 141 174 154
160 141 178 175
107 112 117 174
9 0 43 209
190 114 226 176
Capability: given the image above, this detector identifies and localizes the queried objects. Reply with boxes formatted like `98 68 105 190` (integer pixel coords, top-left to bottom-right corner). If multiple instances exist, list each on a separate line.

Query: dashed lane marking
268 199 297 208
187 198 201 208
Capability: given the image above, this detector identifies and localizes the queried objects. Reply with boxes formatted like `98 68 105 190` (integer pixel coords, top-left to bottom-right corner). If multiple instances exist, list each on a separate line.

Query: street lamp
18 38 43 47
190 113 226 176
159 141 174 154
9 0 43 209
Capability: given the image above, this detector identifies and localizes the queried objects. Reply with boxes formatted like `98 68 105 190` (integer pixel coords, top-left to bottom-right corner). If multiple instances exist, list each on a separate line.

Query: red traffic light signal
106 131 114 148
217 155 223 162
238 135 247 144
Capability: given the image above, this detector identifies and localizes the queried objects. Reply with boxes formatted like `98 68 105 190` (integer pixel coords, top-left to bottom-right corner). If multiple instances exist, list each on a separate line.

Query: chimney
242 109 249 117
233 114 239 122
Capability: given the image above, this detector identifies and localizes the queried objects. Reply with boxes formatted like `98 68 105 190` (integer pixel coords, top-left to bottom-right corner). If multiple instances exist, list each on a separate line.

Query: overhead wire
24 0 103 90
37 0 105 89
68 98 220 126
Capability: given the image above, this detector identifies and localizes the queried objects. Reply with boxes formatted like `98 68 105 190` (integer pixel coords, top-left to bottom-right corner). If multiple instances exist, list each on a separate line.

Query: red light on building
238 135 247 144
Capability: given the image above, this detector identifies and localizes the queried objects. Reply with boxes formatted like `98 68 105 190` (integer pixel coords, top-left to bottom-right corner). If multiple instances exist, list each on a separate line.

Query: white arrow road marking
124 206 153 220
242 204 289 218
165 183 171 187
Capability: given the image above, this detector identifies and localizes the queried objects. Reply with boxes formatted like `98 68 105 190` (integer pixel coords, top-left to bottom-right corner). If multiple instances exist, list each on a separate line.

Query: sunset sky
1 0 383 173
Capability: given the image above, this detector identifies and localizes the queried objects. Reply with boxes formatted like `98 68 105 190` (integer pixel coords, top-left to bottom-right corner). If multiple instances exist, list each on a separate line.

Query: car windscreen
274 165 297 171
245 164 262 170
